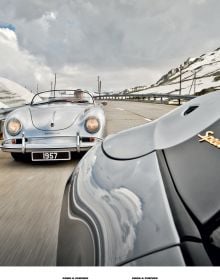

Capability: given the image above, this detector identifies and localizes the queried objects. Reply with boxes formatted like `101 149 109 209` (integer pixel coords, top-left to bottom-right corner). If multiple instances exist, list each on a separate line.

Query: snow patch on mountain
125 47 220 96
0 77 34 108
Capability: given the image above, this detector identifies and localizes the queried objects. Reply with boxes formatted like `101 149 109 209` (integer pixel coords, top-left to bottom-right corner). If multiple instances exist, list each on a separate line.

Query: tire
11 152 28 162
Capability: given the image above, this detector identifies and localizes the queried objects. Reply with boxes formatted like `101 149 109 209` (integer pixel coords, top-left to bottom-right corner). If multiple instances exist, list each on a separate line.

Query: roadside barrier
94 93 195 105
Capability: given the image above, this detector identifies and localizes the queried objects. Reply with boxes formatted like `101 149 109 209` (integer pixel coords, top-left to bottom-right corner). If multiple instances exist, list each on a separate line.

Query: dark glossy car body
57 91 220 266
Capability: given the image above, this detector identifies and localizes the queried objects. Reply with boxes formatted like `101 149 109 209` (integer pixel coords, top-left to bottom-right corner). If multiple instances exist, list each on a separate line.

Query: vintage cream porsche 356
1 89 106 161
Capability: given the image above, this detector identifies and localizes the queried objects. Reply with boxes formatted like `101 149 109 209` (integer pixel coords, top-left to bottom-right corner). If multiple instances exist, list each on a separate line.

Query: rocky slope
125 47 220 96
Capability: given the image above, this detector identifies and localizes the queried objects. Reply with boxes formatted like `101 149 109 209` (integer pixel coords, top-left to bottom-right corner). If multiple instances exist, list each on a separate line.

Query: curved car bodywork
1 89 106 161
57 91 220 266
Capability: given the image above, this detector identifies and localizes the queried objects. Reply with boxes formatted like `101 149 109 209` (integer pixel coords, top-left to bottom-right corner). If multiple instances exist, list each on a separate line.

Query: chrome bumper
1 134 101 153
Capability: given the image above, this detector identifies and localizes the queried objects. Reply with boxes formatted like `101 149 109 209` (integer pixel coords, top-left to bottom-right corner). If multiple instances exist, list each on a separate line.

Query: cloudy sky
0 0 220 92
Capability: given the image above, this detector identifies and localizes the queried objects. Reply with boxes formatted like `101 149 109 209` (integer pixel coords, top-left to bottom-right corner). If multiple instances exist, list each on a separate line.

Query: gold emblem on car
198 131 220 148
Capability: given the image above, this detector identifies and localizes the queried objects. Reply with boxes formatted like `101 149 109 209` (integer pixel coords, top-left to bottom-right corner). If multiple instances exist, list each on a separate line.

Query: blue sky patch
0 22 16 31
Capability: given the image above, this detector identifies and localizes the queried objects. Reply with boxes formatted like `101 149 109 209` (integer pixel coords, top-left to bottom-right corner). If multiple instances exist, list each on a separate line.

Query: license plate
31 151 71 161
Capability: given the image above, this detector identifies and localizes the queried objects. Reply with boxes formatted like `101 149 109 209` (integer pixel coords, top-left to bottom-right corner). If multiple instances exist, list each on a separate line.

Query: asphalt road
0 101 176 266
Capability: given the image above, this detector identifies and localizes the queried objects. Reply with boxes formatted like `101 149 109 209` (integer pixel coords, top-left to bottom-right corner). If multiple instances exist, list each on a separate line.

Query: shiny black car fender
57 91 220 266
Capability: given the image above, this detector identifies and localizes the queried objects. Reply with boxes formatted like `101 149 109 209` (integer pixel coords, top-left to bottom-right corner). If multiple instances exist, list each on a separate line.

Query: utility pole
189 71 197 95
54 73 57 91
179 64 183 95
97 76 99 96
99 80 102 95
54 73 56 97
97 76 102 96
193 71 196 95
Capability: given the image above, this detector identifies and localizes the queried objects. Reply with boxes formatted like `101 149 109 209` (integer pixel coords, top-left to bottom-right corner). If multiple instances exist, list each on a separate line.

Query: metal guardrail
94 93 196 105
0 95 196 139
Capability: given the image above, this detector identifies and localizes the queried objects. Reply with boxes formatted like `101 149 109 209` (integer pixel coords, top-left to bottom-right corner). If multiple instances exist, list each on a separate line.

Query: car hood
102 92 220 159
29 104 87 131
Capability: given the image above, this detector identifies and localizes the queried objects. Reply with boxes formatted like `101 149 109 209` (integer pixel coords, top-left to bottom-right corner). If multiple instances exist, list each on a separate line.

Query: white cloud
189 0 207 4
0 0 220 91
38 11 57 31
0 28 18 47
0 25 162 92
55 64 162 92
0 28 54 92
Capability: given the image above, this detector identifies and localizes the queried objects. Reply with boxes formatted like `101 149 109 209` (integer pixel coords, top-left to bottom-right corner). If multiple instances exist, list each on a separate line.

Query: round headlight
6 118 22 136
85 117 100 134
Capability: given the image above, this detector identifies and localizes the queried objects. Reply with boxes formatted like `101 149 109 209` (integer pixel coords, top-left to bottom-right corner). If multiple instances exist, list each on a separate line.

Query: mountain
124 47 220 96
0 77 34 108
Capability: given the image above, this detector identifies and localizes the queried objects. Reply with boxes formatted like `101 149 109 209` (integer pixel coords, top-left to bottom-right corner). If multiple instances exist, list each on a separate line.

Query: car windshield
31 90 94 106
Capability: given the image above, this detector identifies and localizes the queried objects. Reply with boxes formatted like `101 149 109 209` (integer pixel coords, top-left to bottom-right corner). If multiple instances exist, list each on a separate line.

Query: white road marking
115 107 152 121
115 108 125 111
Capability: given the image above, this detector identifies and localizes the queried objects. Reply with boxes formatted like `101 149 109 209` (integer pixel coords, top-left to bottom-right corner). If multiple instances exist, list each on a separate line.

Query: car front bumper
1 134 101 154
